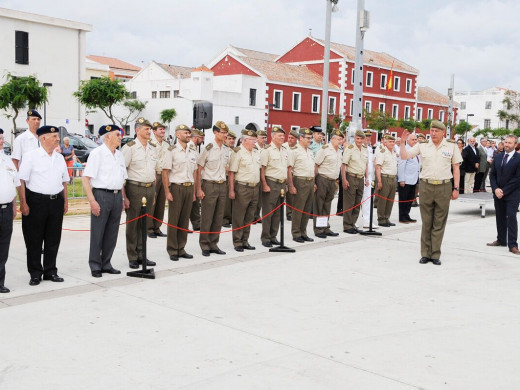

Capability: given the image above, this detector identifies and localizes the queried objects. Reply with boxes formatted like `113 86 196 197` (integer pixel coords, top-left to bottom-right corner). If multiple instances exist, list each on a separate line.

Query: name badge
441 150 453 158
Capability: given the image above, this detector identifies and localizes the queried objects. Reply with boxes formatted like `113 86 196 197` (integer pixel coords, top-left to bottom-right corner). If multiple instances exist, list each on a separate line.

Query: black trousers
22 190 64 278
336 172 344 213
0 202 14 286
494 197 519 249
398 183 416 220
474 172 484 193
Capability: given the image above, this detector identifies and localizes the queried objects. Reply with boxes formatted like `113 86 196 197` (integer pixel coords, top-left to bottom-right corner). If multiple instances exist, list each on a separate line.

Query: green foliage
365 110 396 131
115 99 147 129
160 108 177 125
472 128 492 138
74 76 130 123
499 90 520 129
453 120 472 136
420 119 432 131
398 119 417 132
339 120 350 132
0 73 47 134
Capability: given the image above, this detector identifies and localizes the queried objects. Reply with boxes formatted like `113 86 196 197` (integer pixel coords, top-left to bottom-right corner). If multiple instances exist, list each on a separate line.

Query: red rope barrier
62 214 148 232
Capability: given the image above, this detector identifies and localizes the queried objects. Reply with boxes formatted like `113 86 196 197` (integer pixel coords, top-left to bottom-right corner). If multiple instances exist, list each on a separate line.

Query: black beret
0 128 3 134
99 124 122 136
310 126 323 133
36 125 59 136
27 109 42 119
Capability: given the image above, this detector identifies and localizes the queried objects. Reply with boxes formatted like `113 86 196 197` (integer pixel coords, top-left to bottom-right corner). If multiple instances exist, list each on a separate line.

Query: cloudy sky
2 0 519 93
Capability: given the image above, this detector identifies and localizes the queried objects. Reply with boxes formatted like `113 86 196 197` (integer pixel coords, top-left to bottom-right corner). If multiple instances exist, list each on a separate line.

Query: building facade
455 87 512 130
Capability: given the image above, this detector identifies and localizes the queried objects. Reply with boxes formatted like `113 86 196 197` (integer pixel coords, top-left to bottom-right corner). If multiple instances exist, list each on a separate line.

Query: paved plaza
0 197 518 389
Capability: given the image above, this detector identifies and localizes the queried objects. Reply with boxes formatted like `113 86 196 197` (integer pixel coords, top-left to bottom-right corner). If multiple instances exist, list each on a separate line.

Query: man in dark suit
487 135 520 254
461 137 479 192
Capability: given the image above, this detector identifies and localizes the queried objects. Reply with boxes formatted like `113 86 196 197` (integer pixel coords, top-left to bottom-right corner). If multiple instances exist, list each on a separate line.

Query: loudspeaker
193 101 213 129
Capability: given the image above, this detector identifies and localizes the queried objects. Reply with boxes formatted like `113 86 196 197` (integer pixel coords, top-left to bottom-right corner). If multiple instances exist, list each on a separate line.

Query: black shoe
325 231 339 237
271 239 281 245
210 248 226 255
102 268 121 274
243 244 256 250
180 253 193 259
170 255 179 261
419 257 430 264
407 218 417 223
344 228 358 234
43 274 64 282
156 231 167 237
315 233 327 239
235 246 244 252
129 260 139 269
147 232 157 238
202 250 210 257
91 270 102 278
388 222 396 226
223 223 231 228
379 223 391 227
262 241 273 248
0 286 10 293
302 236 314 242
138 259 156 266
293 237 305 243
29 277 41 286
431 259 441 266
399 220 411 224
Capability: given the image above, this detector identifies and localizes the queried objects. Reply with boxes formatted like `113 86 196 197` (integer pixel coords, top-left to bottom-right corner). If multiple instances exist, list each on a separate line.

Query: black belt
93 188 121 193
0 203 11 209
27 189 62 200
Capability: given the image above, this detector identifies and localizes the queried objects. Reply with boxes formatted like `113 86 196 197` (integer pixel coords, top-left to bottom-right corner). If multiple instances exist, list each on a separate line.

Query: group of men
460 137 497 193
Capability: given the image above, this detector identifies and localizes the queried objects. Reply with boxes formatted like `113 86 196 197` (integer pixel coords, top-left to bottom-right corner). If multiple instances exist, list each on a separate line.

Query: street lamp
465 113 474 141
43 82 52 126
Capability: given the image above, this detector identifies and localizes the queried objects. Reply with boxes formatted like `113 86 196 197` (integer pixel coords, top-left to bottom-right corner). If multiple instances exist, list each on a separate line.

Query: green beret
175 124 190 132
384 134 396 141
152 121 165 129
213 120 229 132
257 130 267 136
416 133 426 139
299 128 312 137
241 129 257 137
331 129 344 138
271 126 286 134
136 117 152 127
191 128 204 136
430 120 446 131
289 130 299 138
354 130 366 138
228 131 237 139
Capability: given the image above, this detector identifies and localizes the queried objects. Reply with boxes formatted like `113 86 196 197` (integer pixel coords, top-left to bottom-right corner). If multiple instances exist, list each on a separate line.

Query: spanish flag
386 60 394 91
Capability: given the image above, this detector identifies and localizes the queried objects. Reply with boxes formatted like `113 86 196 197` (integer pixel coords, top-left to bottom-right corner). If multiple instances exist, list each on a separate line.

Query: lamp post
43 82 52 126
465 113 474 142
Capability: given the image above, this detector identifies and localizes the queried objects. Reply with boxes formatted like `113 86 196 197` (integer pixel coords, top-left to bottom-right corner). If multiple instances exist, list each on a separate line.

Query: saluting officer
148 121 170 238
400 120 462 265
313 129 343 238
189 128 204 231
82 125 127 277
375 135 398 227
18 125 69 286
283 129 299 221
162 124 198 261
196 120 230 257
121 117 157 269
287 128 315 242
260 126 288 247
222 131 237 228
228 129 261 252
341 130 369 234
254 130 268 222
0 129 20 293
12 109 42 169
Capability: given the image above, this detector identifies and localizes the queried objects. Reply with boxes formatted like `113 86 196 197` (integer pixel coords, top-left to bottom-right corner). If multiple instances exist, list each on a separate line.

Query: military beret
228 131 237 139
364 130 372 137
430 120 446 131
27 109 42 119
152 121 165 129
416 133 426 139
354 130 366 138
98 124 122 136
289 129 299 138
136 117 152 127
299 128 312 137
190 128 205 136
175 124 190 132
257 130 267 136
384 134 396 141
241 129 257 137
213 120 229 132
310 126 323 133
271 126 286 134
0 128 3 134
331 129 344 138
36 125 59 136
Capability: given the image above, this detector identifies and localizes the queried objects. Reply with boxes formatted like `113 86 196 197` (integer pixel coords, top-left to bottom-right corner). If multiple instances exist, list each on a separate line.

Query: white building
455 87 513 130
0 8 91 141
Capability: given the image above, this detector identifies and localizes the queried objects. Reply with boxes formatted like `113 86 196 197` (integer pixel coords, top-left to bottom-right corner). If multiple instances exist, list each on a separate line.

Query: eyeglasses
303 136 313 140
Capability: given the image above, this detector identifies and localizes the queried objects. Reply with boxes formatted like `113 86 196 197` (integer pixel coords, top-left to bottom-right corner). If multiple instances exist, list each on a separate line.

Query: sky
2 0 519 94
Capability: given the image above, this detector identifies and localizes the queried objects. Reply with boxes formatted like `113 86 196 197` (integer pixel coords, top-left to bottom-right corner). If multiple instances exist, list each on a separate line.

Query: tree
74 76 130 124
398 118 417 132
453 120 472 138
160 108 177 136
498 89 520 129
365 110 396 132
115 99 147 130
0 73 48 135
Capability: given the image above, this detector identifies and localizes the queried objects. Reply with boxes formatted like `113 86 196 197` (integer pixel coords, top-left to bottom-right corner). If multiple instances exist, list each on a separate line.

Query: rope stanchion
360 182 382 237
127 197 155 280
269 190 295 253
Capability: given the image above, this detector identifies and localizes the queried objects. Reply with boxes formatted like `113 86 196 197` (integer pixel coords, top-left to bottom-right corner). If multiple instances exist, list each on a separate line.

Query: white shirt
11 130 39 164
19 147 69 195
0 152 20 203
84 143 127 190
486 146 494 162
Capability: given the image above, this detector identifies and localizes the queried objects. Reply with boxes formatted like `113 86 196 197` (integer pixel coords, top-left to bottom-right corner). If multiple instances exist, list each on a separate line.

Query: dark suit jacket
461 145 480 173
490 151 520 201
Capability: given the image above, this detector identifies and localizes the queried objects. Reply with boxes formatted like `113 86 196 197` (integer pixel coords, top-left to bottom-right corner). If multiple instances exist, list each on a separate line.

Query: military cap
241 129 257 137
175 124 191 132
299 128 312 137
364 130 372 137
416 133 426 139
136 117 152 127
384 134 396 141
152 121 165 129
191 128 204 136
36 125 59 136
257 130 267 136
331 129 344 138
27 109 42 119
0 128 3 134
289 129 299 138
354 130 366 138
310 126 323 133
213 120 229 133
430 120 446 131
271 126 286 134
228 131 237 139
98 124 122 136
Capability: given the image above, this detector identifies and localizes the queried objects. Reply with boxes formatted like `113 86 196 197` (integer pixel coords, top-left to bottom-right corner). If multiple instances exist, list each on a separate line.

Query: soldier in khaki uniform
189 128 204 231
400 120 462 265
287 128 315 242
196 121 230 256
313 129 344 238
260 126 288 247
228 129 261 251
375 135 398 227
148 121 170 238
341 130 369 234
254 130 268 222
223 131 237 227
121 117 157 269
162 124 198 261
284 129 299 221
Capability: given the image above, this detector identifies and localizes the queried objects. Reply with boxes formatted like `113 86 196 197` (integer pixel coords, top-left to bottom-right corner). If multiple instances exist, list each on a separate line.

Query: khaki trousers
148 172 166 234
342 174 364 230
232 183 258 247
291 177 314 238
261 179 284 242
124 182 155 261
199 180 227 251
190 199 201 230
313 175 336 234
376 176 396 224
166 184 193 256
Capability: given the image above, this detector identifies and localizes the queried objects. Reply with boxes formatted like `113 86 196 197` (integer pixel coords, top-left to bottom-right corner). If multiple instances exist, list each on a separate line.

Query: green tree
0 73 48 135
398 118 417 132
74 76 130 124
497 89 520 129
365 110 396 132
160 108 177 136
115 99 147 130
453 120 472 138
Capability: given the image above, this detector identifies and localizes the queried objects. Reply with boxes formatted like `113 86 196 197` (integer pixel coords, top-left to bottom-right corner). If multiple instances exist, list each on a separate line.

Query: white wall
455 87 508 129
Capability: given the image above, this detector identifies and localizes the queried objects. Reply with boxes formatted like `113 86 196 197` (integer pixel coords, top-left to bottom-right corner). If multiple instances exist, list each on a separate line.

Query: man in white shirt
11 110 42 169
82 125 128 277
18 125 69 286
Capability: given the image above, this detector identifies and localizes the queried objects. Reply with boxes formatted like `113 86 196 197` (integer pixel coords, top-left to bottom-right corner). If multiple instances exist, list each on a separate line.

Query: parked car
67 133 98 162
121 136 134 148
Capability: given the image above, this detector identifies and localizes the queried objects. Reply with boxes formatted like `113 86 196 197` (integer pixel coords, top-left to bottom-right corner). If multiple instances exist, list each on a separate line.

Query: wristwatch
453 187 459 191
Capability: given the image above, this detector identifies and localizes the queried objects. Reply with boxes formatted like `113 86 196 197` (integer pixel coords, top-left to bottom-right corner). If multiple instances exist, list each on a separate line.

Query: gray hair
505 134 518 143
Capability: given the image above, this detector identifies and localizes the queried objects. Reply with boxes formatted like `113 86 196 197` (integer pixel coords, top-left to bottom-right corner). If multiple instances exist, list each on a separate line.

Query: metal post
127 196 155 279
359 181 382 236
321 0 333 134
270 189 295 253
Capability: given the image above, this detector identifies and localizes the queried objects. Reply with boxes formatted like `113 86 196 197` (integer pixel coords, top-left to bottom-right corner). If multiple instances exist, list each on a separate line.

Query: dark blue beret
99 124 122 136
27 109 42 119
0 128 3 134
36 125 59 136
310 126 323 133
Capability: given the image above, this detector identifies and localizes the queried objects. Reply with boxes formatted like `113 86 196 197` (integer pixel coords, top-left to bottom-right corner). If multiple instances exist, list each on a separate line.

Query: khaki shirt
342 144 368 175
229 145 261 184
261 143 288 180
408 138 462 180
197 141 229 181
121 140 157 183
375 146 398 176
315 144 342 179
154 140 170 173
288 144 315 177
162 142 198 183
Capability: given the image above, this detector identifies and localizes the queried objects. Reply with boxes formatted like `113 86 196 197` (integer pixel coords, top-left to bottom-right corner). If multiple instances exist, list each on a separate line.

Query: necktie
502 154 509 171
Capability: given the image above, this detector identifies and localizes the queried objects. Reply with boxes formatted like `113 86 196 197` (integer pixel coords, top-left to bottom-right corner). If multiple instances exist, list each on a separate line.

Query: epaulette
348 144 354 149
447 139 456 143
281 144 287 149
291 145 297 150
205 143 213 151
265 144 270 149
189 144 196 150
148 140 156 147
362 144 367 148
380 148 385 153
321 145 328 149
233 146 240 153
168 145 174 151
223 143 230 148
126 140 135 147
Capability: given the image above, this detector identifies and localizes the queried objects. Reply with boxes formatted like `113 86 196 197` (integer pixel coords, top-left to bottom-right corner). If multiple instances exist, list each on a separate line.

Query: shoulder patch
265 144 270 149
168 146 174 151
380 148 385 153
205 143 213 151
362 144 367 148
233 146 241 153
126 140 135 147
348 144 354 149
189 144 196 150
148 140 156 147
223 144 230 148
291 145 298 150
321 145 328 149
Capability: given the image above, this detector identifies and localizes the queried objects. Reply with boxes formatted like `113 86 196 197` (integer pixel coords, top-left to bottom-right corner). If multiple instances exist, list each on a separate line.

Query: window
460 102 466 110
311 95 320 113
291 125 300 131
160 90 170 98
292 92 301 111
484 119 491 128
273 90 282 109
393 76 400 91
404 106 411 120
90 76 100 80
350 100 354 116
380 74 387 89
15 31 29 65
366 71 373 87
173 90 179 98
329 97 336 114
506 119 510 129
485 101 492 109
405 79 412 94
392 104 399 119
151 91 157 99
235 116 239 125
351 69 355 85
130 91 137 99
416 107 423 121
365 101 372 113
249 88 257 106
439 111 445 122
427 109 433 119
379 102 385 112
